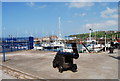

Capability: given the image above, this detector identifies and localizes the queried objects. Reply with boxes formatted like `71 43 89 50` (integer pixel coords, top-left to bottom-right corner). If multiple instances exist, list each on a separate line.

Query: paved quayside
0 50 119 79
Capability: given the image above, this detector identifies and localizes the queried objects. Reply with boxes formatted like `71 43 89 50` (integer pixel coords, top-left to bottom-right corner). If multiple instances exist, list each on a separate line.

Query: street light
2 40 6 62
89 28 93 42
2 26 6 62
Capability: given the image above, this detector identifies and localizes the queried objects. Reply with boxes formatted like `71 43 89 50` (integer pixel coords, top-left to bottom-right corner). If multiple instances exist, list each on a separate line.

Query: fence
0 37 34 53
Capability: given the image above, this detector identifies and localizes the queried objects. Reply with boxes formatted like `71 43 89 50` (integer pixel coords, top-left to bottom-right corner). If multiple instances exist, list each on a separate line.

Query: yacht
50 41 65 48
34 44 43 50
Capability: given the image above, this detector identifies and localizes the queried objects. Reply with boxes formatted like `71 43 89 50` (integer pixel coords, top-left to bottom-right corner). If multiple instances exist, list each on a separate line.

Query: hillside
69 31 120 40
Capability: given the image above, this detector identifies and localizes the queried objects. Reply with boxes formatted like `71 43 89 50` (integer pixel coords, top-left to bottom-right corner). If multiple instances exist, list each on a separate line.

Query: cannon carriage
52 43 79 73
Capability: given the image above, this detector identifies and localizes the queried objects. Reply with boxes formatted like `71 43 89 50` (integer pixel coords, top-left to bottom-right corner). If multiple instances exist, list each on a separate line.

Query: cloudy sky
2 2 118 37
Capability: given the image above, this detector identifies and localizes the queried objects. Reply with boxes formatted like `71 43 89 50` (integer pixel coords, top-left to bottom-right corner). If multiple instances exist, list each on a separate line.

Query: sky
2 2 118 37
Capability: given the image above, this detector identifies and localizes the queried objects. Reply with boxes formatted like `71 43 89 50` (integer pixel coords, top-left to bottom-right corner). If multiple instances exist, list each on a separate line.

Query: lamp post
2 27 6 62
2 39 6 62
89 28 93 42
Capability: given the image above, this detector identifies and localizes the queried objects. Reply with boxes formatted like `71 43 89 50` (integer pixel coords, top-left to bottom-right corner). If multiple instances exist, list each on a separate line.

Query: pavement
0 50 119 79
1 71 16 79
0 66 16 80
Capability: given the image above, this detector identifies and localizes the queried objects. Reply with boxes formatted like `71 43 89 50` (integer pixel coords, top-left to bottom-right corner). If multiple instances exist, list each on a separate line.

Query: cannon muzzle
71 43 79 59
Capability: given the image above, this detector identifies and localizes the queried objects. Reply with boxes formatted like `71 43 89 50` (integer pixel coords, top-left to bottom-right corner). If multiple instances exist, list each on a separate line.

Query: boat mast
58 17 61 40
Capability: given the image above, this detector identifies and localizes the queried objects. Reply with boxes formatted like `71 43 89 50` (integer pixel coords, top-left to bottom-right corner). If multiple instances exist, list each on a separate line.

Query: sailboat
49 17 65 49
42 17 65 50
80 28 105 53
50 17 65 48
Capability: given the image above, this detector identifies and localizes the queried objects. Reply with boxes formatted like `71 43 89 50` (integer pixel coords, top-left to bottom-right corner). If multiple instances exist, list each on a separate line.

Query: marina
1 2 120 80
1 28 120 79
1 33 120 79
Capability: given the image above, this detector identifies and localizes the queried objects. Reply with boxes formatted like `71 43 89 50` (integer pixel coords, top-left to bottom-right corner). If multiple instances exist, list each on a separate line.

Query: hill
69 31 120 40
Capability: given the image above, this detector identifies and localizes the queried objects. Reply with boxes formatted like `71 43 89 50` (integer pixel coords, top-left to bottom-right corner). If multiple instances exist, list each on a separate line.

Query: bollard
109 46 114 53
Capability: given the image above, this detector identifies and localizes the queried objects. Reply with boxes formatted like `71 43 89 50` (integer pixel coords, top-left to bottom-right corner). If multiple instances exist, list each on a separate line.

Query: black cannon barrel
71 43 79 59
57 52 75 58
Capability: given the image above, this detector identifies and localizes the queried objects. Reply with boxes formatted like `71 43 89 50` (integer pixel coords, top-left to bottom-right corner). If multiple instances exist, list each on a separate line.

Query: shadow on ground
109 55 120 60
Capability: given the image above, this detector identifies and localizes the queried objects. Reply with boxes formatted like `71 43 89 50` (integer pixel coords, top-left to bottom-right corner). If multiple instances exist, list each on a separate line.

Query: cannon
52 43 79 73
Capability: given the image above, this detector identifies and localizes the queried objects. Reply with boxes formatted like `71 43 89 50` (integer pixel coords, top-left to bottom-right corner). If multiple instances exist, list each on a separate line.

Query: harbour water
0 44 83 53
46 44 82 52
0 46 28 53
